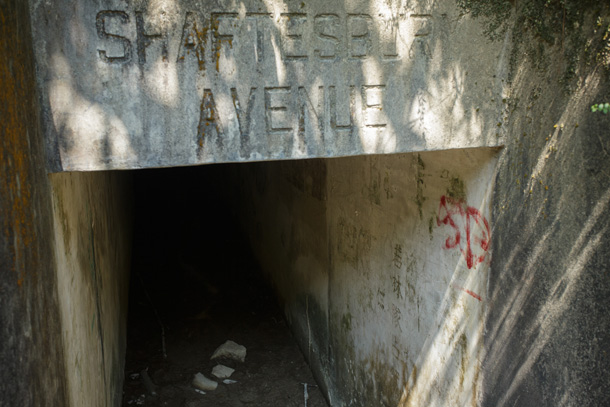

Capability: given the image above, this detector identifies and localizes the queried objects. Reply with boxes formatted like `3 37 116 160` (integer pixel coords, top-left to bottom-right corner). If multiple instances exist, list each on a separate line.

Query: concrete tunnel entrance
123 163 330 406
118 148 499 407
49 148 498 407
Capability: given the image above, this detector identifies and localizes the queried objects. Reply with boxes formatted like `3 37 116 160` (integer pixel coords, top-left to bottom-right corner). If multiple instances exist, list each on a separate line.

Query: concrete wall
232 159 332 395
49 171 133 407
327 150 498 406
235 148 499 406
481 9 610 406
0 1 68 405
1 3 133 405
234 3 610 406
2 0 609 406
28 0 506 171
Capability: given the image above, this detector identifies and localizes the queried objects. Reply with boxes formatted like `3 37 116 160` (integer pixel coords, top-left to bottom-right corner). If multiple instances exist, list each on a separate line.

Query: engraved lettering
329 86 353 136
280 14 308 60
211 13 238 72
197 89 224 157
314 14 340 60
297 86 324 150
177 12 207 70
231 87 257 151
347 14 373 59
379 15 400 59
411 14 433 37
264 87 292 133
246 13 273 63
409 14 432 59
93 10 439 66
135 11 168 65
362 85 386 128
96 11 132 63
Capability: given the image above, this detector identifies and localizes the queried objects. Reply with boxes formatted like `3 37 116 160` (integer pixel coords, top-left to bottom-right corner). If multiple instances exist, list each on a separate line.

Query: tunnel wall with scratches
49 171 133 407
234 148 498 406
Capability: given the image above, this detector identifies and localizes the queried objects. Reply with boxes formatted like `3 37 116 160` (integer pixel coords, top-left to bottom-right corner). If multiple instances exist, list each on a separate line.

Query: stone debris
140 369 157 396
194 389 206 395
127 394 145 405
211 340 247 362
212 364 235 379
192 372 218 391
223 379 238 385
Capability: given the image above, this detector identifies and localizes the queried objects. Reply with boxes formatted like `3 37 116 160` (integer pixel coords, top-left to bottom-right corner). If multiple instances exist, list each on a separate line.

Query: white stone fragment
223 379 238 385
192 372 218 391
211 340 247 362
212 364 235 379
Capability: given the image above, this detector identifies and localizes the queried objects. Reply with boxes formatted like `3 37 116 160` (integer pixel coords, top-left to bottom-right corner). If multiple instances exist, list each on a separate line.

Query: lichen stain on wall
0 6 35 288
0 2 69 405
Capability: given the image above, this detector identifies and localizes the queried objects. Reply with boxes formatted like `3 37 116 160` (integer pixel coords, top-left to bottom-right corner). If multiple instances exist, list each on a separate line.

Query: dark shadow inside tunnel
122 163 329 407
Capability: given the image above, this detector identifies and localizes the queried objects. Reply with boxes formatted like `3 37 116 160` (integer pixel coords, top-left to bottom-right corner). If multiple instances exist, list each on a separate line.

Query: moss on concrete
458 1 610 90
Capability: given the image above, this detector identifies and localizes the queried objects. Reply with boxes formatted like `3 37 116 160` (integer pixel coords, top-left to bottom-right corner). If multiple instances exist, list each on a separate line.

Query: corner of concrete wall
49 171 133 407
234 159 332 398
237 149 500 406
0 0 68 405
483 6 610 406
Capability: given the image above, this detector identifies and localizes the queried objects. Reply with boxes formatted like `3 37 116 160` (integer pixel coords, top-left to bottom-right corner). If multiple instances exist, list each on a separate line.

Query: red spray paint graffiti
436 195 490 269
452 283 483 301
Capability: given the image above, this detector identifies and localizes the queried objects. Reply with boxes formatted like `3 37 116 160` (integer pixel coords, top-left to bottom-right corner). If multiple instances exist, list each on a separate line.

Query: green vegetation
591 102 610 114
457 0 610 90
457 0 600 41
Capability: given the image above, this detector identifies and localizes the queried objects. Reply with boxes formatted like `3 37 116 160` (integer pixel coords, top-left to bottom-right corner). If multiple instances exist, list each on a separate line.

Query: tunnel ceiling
29 0 505 172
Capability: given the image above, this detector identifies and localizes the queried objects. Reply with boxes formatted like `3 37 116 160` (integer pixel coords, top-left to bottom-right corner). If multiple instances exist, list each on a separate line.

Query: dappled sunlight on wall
481 45 610 405
234 148 499 406
326 149 497 407
30 0 506 171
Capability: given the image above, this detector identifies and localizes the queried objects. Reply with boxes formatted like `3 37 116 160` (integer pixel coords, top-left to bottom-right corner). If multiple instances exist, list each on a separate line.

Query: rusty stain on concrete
1 6 34 288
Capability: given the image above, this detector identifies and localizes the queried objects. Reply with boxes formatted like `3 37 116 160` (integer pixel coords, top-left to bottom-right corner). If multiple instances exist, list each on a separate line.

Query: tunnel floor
121 166 328 407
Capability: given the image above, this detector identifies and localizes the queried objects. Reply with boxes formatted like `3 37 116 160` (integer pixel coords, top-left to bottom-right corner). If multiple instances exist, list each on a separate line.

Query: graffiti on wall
436 195 490 269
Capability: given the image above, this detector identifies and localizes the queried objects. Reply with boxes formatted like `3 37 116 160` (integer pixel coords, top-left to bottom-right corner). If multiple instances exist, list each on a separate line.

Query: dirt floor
122 217 329 407
121 252 329 406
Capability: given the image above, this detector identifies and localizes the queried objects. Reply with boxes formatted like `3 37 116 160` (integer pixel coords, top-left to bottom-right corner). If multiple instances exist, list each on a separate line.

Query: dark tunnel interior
122 164 329 407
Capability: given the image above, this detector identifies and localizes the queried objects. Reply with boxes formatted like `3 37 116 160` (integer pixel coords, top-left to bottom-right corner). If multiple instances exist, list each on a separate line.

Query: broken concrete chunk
140 369 157 396
192 372 218 391
212 364 235 379
211 340 247 362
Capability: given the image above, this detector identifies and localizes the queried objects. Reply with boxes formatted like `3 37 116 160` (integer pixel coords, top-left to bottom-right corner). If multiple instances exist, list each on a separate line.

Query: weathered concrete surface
233 158 332 397
0 6 132 407
0 1 68 405
234 148 498 406
49 171 133 407
327 150 497 407
3 1 608 406
480 8 610 407
229 4 610 406
29 0 507 171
